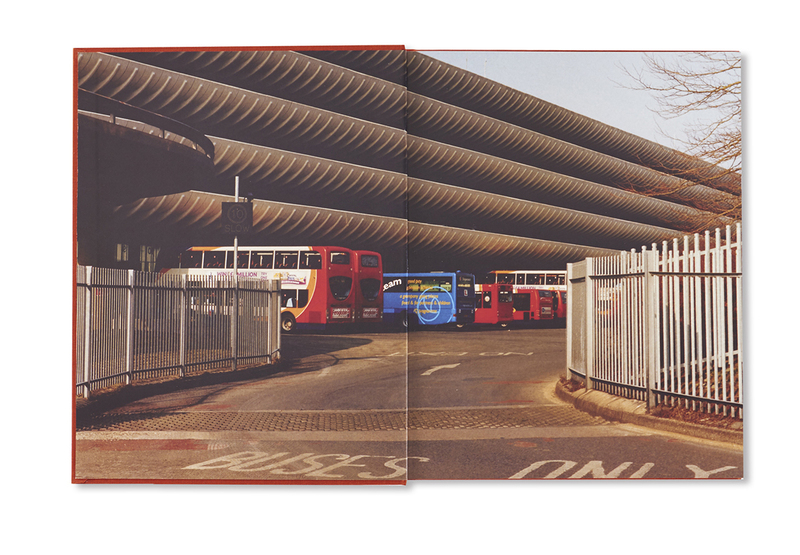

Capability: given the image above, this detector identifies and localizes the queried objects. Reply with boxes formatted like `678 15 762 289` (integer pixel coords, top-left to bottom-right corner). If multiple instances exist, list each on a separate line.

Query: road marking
421 363 461 376
686 464 738 478
509 460 738 479
510 460 656 479
182 450 429 480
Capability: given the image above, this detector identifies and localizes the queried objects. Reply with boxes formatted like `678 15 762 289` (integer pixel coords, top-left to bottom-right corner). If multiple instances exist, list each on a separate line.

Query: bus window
250 251 273 269
275 251 299 269
203 251 226 269
516 274 525 285
546 275 559 285
282 290 298 308
298 290 309 308
280 288 310 309
360 254 380 268
329 276 353 300
330 251 351 265
527 274 544 285
499 290 513 303
180 251 203 269
496 273 514 285
226 250 250 269
300 251 322 269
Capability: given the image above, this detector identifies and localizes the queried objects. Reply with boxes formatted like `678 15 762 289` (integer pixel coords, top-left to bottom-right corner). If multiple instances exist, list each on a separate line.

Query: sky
420 50 715 153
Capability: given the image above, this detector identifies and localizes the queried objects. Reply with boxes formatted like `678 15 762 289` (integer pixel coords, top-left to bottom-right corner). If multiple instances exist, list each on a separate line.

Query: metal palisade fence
76 266 281 398
566 224 742 418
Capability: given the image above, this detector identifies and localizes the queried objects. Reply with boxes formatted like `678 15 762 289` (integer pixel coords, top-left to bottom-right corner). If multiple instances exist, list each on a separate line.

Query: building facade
75 48 741 275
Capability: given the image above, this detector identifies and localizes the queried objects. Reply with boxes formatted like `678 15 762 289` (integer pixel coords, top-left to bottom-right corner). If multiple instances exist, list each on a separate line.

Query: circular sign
226 204 249 224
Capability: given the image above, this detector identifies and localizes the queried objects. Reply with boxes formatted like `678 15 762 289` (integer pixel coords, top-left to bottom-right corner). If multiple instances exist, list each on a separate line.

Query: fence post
273 280 281 361
643 248 657 411
82 266 93 399
565 263 574 381
585 257 594 390
231 277 239 371
179 274 187 378
125 269 134 385
265 280 272 363
735 222 743 418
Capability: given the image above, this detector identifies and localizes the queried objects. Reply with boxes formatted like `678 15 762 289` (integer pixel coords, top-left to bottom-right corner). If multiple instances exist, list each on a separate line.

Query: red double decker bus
354 250 383 326
169 245 357 332
474 282 514 327
513 288 555 322
486 271 566 323
553 290 567 323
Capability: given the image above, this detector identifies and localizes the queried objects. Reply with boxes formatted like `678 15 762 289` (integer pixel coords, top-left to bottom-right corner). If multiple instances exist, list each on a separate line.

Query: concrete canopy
75 48 740 274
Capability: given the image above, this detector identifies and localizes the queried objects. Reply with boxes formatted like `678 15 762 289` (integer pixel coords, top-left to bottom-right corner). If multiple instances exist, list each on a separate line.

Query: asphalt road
74 324 743 482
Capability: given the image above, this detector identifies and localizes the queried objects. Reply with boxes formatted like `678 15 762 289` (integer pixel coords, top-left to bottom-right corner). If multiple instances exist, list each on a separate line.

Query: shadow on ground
76 335 376 421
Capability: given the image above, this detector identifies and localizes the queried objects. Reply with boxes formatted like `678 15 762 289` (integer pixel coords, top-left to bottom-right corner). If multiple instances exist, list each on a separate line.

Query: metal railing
75 266 281 398
566 224 742 418
77 89 215 160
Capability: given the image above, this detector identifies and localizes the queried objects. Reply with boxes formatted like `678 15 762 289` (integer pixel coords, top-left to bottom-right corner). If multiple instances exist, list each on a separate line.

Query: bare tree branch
621 52 742 176
615 52 742 233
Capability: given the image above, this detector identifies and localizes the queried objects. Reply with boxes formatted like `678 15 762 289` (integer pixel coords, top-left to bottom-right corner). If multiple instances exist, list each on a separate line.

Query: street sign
221 202 252 235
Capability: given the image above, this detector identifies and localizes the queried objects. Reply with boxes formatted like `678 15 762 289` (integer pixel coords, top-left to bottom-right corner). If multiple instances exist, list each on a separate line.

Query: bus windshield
360 254 379 267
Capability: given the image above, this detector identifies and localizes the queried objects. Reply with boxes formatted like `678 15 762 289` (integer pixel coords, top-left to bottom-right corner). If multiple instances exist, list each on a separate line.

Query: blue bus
382 272 476 328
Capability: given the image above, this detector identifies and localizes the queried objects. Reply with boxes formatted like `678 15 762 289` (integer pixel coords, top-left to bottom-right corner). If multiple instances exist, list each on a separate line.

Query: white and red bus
474 282 514 327
169 246 358 332
512 270 567 325
353 250 383 326
486 271 566 323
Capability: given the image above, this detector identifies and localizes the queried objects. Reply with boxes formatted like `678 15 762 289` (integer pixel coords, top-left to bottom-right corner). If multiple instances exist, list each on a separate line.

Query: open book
73 47 742 483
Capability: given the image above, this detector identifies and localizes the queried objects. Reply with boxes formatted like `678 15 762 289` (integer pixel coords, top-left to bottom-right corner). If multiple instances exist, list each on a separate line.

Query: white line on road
421 364 461 376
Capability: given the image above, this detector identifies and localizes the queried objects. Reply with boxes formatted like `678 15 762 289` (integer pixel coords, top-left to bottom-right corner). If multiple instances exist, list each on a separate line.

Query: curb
554 381 743 447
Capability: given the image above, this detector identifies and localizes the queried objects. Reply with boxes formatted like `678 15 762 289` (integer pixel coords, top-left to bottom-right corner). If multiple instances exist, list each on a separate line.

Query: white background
4 1 791 553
